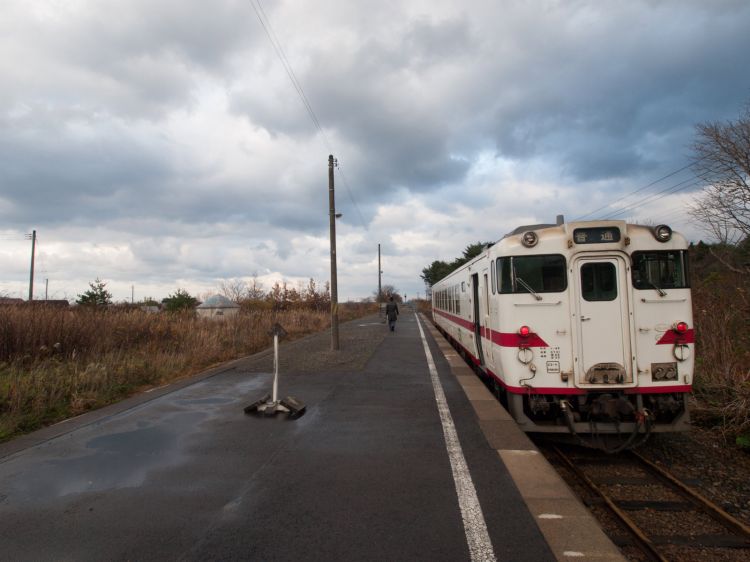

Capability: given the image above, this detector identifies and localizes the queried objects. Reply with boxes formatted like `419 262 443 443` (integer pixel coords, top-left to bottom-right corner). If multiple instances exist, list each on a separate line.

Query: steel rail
629 450 750 539
550 444 667 562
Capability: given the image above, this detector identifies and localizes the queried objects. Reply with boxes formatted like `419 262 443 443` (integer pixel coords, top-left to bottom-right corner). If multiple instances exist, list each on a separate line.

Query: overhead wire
603 173 707 220
573 156 708 221
249 0 367 229
250 0 327 147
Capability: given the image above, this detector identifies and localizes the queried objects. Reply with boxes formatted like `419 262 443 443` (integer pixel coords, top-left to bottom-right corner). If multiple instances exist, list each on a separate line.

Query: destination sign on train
573 227 621 244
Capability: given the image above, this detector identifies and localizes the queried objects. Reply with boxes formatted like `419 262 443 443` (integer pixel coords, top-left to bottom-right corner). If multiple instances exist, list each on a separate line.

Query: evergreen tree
162 289 198 312
76 278 113 306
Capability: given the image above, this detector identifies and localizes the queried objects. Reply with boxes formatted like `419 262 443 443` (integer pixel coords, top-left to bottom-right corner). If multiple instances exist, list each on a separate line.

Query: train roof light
518 325 531 337
653 224 672 242
674 321 688 334
521 231 538 247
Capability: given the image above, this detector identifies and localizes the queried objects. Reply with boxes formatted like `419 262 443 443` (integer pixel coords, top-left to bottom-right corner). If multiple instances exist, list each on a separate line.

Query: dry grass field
0 302 376 441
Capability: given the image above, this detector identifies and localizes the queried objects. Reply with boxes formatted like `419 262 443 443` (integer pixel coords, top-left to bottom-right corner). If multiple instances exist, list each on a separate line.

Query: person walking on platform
385 296 399 332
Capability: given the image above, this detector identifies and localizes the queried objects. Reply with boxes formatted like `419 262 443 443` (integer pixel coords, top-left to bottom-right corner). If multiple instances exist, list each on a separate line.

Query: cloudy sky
1 0 749 303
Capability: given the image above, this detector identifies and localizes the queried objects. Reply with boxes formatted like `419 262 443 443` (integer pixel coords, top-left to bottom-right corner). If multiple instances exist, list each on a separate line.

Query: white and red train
432 217 693 446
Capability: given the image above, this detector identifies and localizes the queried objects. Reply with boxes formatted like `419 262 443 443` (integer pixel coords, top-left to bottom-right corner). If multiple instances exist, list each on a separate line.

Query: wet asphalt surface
0 310 554 561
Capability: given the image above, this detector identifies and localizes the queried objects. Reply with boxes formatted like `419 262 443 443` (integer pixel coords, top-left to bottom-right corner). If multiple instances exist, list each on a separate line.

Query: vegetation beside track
0 302 376 442
688 242 750 446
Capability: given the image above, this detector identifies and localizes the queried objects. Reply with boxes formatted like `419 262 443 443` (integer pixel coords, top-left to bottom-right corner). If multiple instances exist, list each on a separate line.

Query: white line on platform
415 314 497 562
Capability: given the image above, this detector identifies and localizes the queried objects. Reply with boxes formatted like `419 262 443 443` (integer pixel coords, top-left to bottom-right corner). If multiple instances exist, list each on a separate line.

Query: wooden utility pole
328 155 339 351
28 230 36 302
378 243 382 302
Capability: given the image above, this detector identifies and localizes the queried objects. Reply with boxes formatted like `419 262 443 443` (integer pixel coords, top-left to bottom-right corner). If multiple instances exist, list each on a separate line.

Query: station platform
0 309 624 561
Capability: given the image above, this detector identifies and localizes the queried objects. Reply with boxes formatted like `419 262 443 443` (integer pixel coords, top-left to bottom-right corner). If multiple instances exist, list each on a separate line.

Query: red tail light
518 325 531 338
674 321 688 334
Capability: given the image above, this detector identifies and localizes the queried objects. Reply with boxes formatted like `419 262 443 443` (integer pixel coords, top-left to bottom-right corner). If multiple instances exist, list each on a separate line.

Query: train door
471 273 484 365
573 256 633 385
482 270 492 363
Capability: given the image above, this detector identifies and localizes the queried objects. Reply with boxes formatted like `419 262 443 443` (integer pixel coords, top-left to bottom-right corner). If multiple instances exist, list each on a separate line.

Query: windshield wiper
647 280 667 297
515 276 543 301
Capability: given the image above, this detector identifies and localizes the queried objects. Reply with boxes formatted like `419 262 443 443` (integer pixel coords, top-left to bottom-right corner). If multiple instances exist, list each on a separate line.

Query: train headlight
521 231 538 247
518 325 531 338
653 224 672 242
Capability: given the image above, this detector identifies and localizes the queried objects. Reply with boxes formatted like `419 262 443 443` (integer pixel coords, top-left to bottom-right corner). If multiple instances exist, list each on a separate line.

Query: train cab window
581 262 617 301
632 251 689 290
498 254 567 294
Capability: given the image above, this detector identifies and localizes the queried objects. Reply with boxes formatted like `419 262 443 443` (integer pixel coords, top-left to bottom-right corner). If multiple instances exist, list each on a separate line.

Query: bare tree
374 284 401 302
218 278 248 303
689 105 750 244
246 275 265 301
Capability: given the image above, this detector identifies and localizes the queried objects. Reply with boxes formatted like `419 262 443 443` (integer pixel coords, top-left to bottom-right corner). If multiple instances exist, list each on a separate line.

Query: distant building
196 294 240 319
0 298 68 307
39 299 70 308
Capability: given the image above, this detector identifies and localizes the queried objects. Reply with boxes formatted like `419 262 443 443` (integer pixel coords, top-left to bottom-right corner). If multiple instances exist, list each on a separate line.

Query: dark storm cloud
476 1 750 182
230 0 750 202
0 1 260 123
230 12 476 203
0 110 172 227
2 0 750 301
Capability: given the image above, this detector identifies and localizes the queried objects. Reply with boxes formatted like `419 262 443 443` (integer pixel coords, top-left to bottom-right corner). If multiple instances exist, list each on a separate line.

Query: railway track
537 441 750 561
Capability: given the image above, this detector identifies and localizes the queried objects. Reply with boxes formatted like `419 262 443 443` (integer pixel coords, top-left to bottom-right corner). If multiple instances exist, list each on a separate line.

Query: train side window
461 281 465 292
581 262 617 301
490 260 496 294
455 284 461 314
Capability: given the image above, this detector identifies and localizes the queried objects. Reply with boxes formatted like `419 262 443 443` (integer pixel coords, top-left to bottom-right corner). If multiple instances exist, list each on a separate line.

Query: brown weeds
690 266 750 441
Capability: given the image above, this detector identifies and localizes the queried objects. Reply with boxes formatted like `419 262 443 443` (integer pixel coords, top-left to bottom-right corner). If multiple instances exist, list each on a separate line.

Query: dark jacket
385 302 399 321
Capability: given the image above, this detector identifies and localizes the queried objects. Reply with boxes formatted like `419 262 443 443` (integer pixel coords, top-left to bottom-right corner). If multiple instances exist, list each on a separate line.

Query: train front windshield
497 255 567 294
631 250 690 290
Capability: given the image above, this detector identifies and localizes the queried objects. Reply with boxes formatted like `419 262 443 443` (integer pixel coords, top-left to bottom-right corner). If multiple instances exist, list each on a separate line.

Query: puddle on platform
0 372 274 504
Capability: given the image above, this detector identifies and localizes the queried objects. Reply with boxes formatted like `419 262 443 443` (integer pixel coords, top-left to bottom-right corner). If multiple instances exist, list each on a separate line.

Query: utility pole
27 230 36 302
328 155 339 351
378 243 383 320
378 243 382 301
131 285 135 304
45 278 49 301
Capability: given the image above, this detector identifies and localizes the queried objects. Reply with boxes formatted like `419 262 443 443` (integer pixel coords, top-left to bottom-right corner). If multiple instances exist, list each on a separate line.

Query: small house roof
197 294 240 309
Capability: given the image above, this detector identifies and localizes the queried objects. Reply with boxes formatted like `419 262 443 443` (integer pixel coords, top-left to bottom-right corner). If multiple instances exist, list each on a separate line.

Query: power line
250 0 329 148
574 158 706 221
604 173 706 220
248 0 367 229
336 165 367 228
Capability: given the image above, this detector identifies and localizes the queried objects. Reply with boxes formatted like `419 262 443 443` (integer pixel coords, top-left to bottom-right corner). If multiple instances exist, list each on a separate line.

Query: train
431 216 693 451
